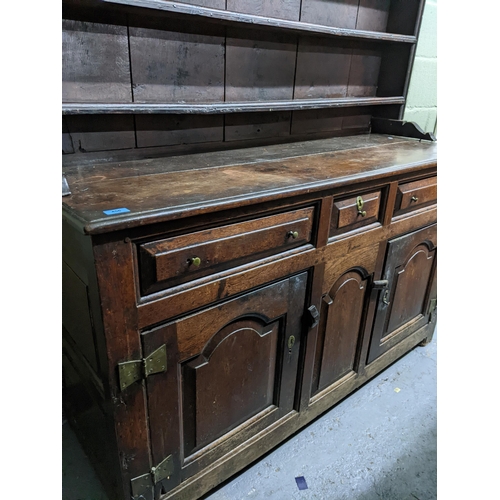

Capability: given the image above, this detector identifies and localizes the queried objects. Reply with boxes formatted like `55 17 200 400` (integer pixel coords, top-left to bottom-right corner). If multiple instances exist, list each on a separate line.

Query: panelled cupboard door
311 243 379 399
367 224 437 364
141 273 307 496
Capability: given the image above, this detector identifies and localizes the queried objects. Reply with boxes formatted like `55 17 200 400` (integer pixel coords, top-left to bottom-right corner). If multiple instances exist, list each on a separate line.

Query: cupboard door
311 244 379 398
367 224 437 364
141 273 307 495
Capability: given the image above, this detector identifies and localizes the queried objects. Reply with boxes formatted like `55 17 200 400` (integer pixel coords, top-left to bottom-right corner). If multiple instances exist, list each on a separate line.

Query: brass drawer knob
356 196 367 217
188 257 201 266
287 231 299 239
411 196 419 202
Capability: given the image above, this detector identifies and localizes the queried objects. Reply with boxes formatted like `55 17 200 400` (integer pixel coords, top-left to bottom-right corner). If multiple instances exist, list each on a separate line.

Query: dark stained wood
62 136 437 234
62 18 132 103
100 0 417 43
371 117 437 141
128 18 225 103
382 180 398 226
225 29 296 102
294 37 352 99
62 96 405 115
62 262 99 372
394 176 437 215
62 117 75 154
139 207 314 294
367 223 437 363
356 0 390 32
61 3 434 499
92 236 153 497
290 108 343 136
142 274 307 484
136 204 436 330
330 189 381 235
225 112 292 142
135 114 223 148
64 115 136 153
347 48 382 97
62 132 408 168
300 0 358 29
314 269 369 394
227 0 301 21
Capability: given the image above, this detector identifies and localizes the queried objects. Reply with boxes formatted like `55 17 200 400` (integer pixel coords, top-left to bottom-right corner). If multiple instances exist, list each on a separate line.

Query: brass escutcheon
356 196 367 217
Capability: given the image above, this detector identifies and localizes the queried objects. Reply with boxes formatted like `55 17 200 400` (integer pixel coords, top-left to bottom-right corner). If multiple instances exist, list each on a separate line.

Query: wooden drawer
138 207 314 294
330 190 382 237
394 176 437 215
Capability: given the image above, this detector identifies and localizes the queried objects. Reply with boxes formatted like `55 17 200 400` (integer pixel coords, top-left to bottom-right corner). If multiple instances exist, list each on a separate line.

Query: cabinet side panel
63 262 98 372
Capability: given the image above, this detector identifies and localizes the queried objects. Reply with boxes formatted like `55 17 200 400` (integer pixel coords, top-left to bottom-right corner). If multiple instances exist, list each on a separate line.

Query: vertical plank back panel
227 0 301 21
347 47 382 97
62 18 132 103
356 0 390 32
225 112 292 141
65 115 136 153
290 109 343 135
135 115 223 148
300 0 359 28
225 29 297 102
129 17 225 103
294 37 351 99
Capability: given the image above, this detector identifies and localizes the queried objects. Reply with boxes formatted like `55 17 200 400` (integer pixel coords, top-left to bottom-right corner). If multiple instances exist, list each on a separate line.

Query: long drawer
138 207 314 295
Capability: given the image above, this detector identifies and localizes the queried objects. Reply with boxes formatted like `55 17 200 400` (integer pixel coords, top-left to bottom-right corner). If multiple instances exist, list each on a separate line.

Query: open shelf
101 0 417 44
62 96 405 115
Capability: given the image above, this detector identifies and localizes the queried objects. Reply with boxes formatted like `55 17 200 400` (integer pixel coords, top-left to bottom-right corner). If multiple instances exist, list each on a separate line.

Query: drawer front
395 176 437 215
139 207 314 294
330 190 382 236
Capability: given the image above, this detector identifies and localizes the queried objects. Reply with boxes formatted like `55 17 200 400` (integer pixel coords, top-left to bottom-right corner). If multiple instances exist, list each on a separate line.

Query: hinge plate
152 454 174 484
118 344 167 391
130 473 154 500
130 455 173 500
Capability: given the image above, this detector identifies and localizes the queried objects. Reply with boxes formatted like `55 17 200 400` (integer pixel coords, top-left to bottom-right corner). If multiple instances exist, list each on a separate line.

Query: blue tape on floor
295 476 308 490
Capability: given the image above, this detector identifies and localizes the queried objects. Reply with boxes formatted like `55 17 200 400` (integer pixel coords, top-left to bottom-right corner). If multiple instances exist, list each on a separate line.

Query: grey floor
62 329 436 500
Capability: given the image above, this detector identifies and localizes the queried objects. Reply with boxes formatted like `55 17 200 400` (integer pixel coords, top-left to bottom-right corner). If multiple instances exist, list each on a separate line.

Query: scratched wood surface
62 134 437 233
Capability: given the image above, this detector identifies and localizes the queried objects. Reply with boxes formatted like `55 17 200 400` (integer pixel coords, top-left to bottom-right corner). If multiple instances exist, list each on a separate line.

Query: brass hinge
130 455 174 500
118 344 167 391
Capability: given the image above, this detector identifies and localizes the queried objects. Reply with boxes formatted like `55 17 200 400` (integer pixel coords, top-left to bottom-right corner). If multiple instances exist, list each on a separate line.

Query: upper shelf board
101 0 417 44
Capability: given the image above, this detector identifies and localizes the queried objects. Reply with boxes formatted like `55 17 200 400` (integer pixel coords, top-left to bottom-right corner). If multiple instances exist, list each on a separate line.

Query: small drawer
394 176 437 215
138 207 314 294
330 190 382 236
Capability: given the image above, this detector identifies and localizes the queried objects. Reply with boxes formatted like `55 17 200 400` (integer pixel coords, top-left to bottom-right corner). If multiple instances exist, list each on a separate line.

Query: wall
403 0 437 134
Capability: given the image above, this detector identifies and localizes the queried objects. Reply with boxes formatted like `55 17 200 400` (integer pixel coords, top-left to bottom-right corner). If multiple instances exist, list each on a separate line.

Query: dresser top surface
62 133 437 234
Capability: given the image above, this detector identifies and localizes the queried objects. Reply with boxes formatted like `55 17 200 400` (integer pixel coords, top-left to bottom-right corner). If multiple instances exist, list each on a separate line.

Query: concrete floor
62 329 436 500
